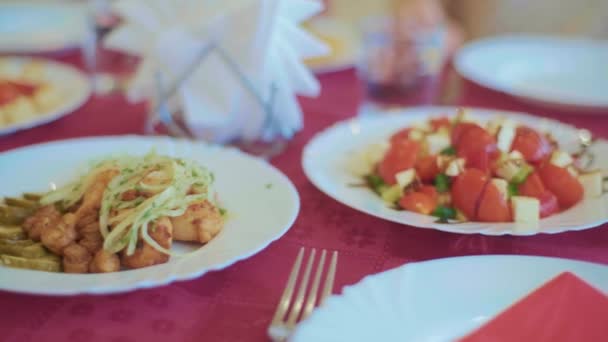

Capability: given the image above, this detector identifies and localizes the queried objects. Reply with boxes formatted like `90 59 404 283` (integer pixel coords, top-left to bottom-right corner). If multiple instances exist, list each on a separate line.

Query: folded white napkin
105 0 328 142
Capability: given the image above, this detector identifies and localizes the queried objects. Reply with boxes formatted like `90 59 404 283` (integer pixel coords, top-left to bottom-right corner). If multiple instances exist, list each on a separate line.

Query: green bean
0 239 35 247
0 243 47 258
4 197 38 209
0 226 26 240
0 206 34 225
0 254 61 272
23 193 42 201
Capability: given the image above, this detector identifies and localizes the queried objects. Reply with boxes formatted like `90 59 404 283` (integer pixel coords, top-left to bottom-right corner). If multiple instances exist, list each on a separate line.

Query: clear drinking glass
357 15 447 114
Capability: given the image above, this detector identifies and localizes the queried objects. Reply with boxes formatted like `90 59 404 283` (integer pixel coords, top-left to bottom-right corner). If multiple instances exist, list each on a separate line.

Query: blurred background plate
303 17 357 74
0 1 87 53
292 255 608 342
454 35 608 111
0 57 91 136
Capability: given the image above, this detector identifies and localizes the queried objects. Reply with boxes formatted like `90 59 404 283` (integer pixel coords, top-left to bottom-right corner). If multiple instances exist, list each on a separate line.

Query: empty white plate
454 35 608 110
0 2 87 53
292 255 608 342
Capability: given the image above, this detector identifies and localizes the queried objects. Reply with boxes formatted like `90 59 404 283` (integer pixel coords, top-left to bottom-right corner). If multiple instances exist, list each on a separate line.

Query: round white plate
292 255 608 342
0 57 91 136
302 106 608 236
0 2 87 53
454 35 608 110
304 17 356 74
0 136 299 295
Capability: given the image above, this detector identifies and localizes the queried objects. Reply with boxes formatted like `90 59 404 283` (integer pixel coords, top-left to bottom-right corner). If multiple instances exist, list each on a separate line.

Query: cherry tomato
389 128 412 145
518 172 545 197
451 169 488 220
415 155 439 182
399 192 437 215
378 140 420 185
430 117 451 131
537 190 560 218
511 126 553 163
451 122 479 147
518 172 560 218
0 83 20 106
476 182 511 222
418 185 439 202
457 126 499 173
538 163 584 209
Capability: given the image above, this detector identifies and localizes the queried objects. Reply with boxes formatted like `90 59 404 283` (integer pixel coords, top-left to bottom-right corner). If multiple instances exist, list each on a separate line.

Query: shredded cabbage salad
41 151 217 256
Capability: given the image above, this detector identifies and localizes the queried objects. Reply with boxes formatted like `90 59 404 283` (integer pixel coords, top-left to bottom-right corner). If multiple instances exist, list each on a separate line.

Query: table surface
1 54 607 342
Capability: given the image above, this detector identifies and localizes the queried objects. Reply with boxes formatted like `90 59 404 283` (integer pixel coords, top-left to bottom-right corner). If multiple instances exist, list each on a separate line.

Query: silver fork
268 247 338 342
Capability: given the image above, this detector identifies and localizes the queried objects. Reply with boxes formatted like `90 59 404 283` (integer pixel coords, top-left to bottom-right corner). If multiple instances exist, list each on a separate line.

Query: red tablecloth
1 59 607 342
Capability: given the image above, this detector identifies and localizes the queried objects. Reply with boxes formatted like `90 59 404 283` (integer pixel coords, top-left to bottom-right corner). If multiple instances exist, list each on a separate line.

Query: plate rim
302 105 608 236
293 254 608 341
0 56 92 136
0 135 300 296
454 34 608 110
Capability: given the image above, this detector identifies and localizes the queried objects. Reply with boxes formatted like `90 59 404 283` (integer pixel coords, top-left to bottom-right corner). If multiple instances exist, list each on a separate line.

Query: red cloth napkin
460 272 608 342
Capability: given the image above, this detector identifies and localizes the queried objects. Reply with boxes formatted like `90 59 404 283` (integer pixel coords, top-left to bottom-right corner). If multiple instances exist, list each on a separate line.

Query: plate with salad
302 106 608 235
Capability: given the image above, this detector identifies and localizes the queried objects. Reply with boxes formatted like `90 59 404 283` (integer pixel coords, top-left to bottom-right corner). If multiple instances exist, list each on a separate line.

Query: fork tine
286 248 316 327
301 249 327 320
320 251 338 305
271 247 305 325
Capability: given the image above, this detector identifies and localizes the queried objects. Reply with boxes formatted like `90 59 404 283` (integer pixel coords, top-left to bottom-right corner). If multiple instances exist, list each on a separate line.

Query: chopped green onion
434 174 451 193
440 146 457 156
219 208 227 216
432 205 457 222
508 183 519 197
365 174 386 193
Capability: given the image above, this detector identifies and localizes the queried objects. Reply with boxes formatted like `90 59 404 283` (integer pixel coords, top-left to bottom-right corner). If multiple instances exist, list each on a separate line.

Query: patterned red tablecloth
0 57 607 342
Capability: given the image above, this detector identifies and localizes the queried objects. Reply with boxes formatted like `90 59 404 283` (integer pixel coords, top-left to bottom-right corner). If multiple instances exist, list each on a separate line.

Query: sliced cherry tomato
399 191 437 215
476 182 511 222
518 172 545 197
418 185 439 202
518 172 560 218
537 190 559 218
389 128 412 145
451 122 479 147
430 117 451 131
415 155 439 182
7 80 36 96
456 126 499 173
511 126 553 163
451 168 488 220
378 140 420 185
0 83 21 106
538 163 583 209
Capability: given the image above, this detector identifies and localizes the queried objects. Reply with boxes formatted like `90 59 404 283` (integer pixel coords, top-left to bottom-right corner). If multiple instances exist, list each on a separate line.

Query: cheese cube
445 158 465 177
496 119 517 152
426 132 450 155
579 171 603 198
550 150 574 168
395 169 416 189
491 178 509 201
511 196 540 223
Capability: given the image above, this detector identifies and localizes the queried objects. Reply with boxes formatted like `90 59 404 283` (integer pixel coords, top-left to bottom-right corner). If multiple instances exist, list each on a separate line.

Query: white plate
302 106 608 236
0 136 299 295
0 2 86 53
454 35 608 110
304 17 356 74
0 57 91 136
292 255 608 342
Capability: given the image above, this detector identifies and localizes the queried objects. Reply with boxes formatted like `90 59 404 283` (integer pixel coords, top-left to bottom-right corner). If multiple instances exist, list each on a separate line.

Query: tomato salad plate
0 136 299 295
302 106 608 235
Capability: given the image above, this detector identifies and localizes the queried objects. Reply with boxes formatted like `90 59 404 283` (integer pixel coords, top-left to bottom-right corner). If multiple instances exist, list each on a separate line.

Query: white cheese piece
579 171 603 198
550 150 574 168
426 132 450 155
408 129 426 141
491 178 509 201
445 158 465 177
496 159 525 181
511 196 540 223
395 168 417 189
509 150 524 160
496 119 517 152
